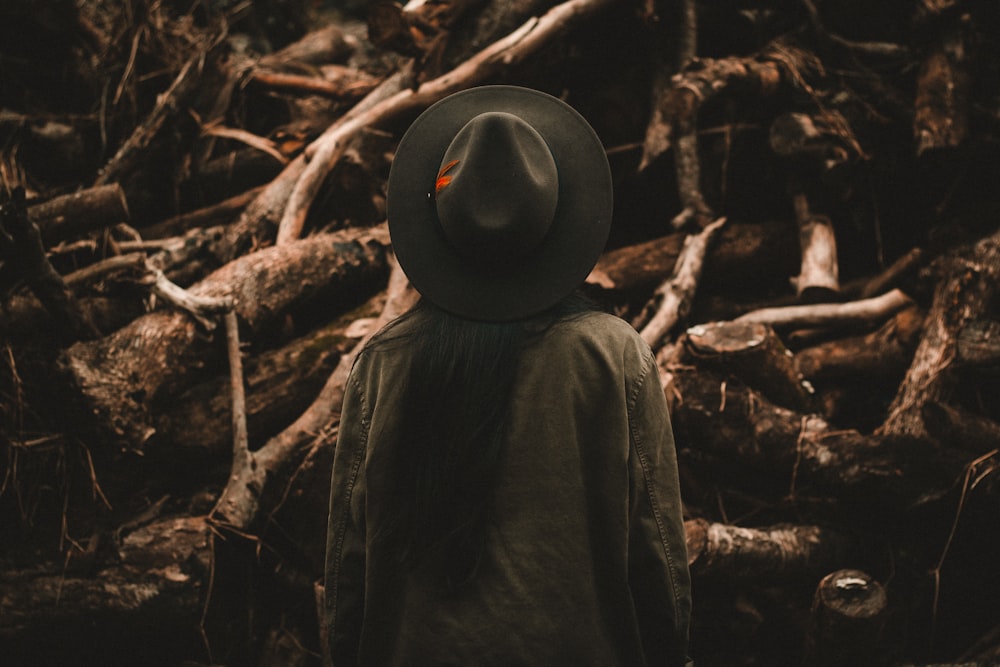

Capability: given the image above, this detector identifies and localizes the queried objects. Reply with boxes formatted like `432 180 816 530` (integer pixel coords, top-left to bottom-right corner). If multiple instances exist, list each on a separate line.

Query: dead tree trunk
57 226 389 449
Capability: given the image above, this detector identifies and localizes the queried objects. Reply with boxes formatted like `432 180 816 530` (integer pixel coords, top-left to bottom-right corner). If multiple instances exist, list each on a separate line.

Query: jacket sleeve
324 370 369 667
627 350 693 667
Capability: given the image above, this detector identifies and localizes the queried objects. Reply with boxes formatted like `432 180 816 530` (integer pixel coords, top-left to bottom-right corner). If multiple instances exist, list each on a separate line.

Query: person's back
324 85 692 666
327 309 690 665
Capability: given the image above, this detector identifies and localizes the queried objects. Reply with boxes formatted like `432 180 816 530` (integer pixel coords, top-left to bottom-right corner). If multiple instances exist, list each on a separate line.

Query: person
324 85 692 666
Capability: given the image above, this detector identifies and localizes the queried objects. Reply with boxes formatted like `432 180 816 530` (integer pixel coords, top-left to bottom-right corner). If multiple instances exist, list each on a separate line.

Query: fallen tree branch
63 252 146 287
638 216 726 348
668 0 711 230
256 24 357 70
733 288 913 331
211 308 251 525
666 367 953 511
275 0 618 245
791 191 840 301
153 293 382 460
220 67 416 260
913 20 972 155
0 187 100 342
0 516 212 639
794 305 924 381
210 253 418 529
640 52 793 171
588 220 798 296
142 187 263 240
859 247 926 299
247 69 380 102
922 401 1000 457
94 51 210 188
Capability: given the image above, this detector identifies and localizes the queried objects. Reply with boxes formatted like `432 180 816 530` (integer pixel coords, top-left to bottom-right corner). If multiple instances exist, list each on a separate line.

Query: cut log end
803 569 888 667
686 321 769 355
814 569 887 620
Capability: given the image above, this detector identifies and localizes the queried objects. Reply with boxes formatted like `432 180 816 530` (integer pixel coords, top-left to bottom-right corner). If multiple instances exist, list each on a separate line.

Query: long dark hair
367 291 597 589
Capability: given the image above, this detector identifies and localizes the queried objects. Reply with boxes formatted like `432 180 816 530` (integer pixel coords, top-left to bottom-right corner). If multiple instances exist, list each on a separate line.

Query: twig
860 247 925 299
199 121 288 164
224 309 249 471
248 70 378 102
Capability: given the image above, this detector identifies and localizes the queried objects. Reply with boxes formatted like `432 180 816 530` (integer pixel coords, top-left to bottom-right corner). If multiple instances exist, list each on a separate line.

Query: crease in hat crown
434 111 558 265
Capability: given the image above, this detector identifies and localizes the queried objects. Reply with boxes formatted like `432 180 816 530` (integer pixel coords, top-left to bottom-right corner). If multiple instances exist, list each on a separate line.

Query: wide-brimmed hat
386 85 613 321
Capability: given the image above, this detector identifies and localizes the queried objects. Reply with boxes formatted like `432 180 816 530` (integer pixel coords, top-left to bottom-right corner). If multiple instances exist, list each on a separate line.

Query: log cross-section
802 569 888 667
682 320 813 412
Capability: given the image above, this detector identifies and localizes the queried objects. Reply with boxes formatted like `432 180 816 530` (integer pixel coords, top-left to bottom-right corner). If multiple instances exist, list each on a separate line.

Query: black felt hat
386 85 613 321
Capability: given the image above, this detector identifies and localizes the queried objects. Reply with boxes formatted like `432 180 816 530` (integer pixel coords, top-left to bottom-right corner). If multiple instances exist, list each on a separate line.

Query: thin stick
224 309 249 469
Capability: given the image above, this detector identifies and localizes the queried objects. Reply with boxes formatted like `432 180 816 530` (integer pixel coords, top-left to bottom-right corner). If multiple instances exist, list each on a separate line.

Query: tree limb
638 216 726 348
734 288 913 332
275 0 618 245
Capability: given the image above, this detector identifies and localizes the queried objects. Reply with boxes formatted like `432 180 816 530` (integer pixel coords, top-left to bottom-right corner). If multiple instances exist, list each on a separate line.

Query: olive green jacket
324 310 692 666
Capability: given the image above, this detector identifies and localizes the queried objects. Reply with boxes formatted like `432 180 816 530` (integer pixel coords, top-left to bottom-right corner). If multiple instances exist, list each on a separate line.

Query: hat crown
435 111 558 264
386 85 612 321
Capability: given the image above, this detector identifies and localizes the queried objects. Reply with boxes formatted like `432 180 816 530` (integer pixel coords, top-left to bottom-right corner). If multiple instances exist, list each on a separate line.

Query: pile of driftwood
2 0 999 665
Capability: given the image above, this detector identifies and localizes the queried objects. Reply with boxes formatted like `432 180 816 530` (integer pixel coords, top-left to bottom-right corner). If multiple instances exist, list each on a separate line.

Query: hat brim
387 86 613 322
